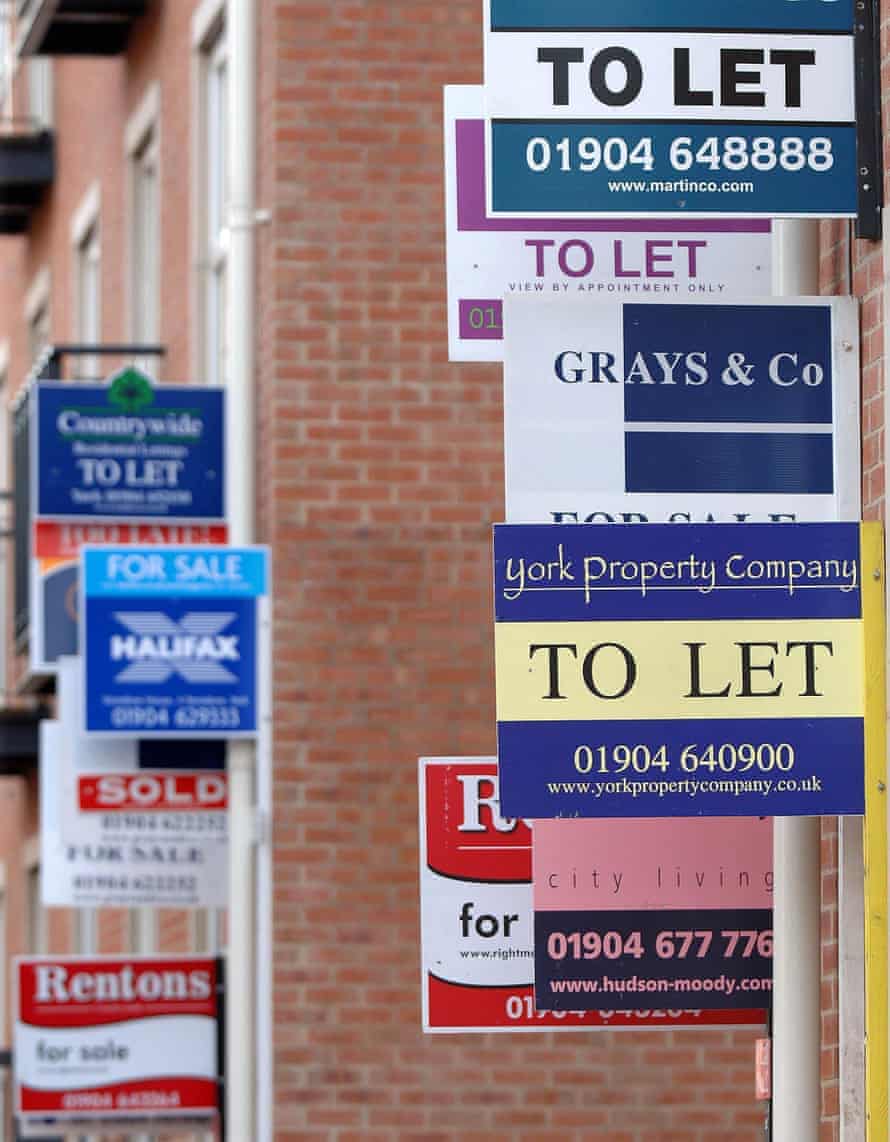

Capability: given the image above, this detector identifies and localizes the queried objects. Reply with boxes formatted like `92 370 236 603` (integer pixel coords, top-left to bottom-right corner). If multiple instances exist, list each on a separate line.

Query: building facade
0 2 882 1140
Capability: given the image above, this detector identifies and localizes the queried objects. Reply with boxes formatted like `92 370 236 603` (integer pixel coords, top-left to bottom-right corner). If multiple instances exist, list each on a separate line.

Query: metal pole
771 219 822 1142
225 0 258 1137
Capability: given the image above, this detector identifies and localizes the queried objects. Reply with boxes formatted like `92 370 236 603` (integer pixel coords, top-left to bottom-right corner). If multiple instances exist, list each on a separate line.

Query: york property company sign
82 546 269 737
494 521 882 819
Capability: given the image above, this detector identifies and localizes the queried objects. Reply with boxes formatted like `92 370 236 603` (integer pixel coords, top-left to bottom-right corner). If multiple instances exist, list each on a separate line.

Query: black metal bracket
854 0 883 239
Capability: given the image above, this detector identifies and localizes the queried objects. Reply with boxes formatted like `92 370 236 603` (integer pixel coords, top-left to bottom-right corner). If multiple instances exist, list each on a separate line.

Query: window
72 185 102 378
126 85 161 357
193 908 225 954
0 7 11 117
28 59 51 128
74 908 97 955
195 4 228 386
129 906 156 954
25 859 44 955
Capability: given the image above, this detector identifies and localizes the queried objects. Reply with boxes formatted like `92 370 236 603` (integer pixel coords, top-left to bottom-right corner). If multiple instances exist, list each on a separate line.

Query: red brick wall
260 3 764 1138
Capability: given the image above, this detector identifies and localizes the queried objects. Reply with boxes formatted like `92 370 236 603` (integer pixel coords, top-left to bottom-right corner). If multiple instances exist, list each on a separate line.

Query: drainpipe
225 0 264 1138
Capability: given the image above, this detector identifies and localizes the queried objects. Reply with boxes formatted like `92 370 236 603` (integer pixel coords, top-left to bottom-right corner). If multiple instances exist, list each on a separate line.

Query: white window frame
125 83 161 355
192 0 228 387
70 183 102 380
24 266 50 369
23 837 45 955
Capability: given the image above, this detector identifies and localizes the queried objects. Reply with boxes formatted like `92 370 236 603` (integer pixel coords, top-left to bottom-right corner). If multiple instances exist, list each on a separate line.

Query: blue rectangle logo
84 595 258 735
535 908 773 1011
37 377 225 521
490 122 857 218
498 717 865 819
623 304 833 424
493 523 862 623
625 432 834 494
489 0 853 33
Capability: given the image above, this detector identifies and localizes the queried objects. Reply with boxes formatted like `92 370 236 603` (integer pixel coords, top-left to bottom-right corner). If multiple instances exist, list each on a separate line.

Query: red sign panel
15 956 219 1119
34 521 228 559
78 772 228 813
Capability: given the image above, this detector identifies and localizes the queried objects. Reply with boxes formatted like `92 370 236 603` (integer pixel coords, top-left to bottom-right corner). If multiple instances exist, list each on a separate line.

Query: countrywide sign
493 521 882 819
82 546 269 737
418 758 765 1030
503 295 859 525
483 0 856 217
443 86 772 361
14 955 218 1119
533 818 772 1010
34 373 225 522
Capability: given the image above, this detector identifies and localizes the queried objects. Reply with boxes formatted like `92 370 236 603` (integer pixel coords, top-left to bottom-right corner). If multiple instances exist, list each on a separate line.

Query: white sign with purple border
444 86 772 362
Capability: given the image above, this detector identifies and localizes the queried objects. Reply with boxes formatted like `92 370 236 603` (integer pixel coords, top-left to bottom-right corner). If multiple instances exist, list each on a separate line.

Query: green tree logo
107 368 155 412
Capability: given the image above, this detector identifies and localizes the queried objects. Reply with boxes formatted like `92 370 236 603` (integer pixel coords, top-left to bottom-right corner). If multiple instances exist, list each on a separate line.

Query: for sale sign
483 1 856 216
418 758 766 1031
533 818 772 1010
82 546 269 737
494 521 881 819
14 955 218 1120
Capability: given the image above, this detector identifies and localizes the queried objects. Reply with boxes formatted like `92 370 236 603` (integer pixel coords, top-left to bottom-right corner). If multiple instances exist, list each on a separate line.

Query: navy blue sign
83 547 268 737
494 522 869 819
494 522 863 623
535 908 772 1012
560 301 837 495
36 373 225 521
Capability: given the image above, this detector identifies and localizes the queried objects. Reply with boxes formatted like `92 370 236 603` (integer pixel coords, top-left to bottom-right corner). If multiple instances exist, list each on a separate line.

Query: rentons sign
15 956 219 1120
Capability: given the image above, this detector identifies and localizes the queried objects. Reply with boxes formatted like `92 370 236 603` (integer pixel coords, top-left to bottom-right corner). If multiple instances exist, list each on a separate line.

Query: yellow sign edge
863 520 887 1140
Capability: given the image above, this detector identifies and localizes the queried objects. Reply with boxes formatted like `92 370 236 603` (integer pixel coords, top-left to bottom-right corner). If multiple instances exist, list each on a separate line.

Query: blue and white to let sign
483 0 856 217
494 522 880 820
35 375 225 521
82 547 269 737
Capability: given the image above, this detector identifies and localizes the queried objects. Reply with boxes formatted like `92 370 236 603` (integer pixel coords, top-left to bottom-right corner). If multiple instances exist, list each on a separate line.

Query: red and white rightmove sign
418 758 767 1033
15 956 219 1120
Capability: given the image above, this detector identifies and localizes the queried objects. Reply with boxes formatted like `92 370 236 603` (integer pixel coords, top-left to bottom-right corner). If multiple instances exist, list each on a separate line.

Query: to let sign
483 0 856 217
35 373 225 521
494 521 881 819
